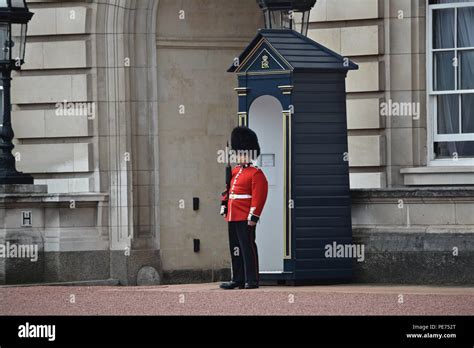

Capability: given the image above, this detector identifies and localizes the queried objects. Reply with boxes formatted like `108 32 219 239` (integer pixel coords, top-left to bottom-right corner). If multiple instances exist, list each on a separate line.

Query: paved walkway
1 283 473 315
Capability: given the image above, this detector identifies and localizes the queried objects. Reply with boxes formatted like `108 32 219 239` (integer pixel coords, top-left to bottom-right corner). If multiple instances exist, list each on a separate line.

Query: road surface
1 283 473 316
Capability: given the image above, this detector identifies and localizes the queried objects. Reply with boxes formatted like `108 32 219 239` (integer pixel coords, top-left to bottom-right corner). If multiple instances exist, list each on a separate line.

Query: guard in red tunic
220 127 268 290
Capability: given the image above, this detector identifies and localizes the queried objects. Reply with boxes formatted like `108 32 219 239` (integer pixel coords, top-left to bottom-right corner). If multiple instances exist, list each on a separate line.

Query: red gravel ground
1 283 473 316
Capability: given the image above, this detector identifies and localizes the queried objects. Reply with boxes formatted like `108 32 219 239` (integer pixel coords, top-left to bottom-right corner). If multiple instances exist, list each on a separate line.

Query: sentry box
228 29 358 284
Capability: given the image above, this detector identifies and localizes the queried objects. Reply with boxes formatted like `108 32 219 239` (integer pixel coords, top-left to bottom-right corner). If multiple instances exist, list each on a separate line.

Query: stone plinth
351 188 474 284
0 191 109 285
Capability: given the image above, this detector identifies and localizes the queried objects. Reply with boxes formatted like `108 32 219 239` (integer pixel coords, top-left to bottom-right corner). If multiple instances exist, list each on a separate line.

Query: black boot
220 281 245 290
245 282 259 289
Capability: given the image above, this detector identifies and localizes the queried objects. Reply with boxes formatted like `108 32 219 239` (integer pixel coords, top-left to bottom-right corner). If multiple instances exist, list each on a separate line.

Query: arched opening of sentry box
249 95 285 273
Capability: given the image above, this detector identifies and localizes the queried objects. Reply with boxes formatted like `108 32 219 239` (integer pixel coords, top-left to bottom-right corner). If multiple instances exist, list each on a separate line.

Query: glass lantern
0 0 33 69
256 0 317 36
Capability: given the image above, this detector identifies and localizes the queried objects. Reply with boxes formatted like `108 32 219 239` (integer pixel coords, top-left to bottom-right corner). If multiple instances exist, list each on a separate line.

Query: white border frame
427 0 474 166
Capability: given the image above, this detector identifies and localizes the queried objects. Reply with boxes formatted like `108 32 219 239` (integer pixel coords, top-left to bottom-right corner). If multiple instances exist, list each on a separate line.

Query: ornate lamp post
256 0 317 36
0 0 33 185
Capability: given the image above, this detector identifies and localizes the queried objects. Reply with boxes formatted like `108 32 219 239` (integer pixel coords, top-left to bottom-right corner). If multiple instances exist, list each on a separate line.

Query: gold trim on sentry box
235 38 293 74
237 70 291 76
238 112 248 127
234 87 249 96
235 38 265 73
265 40 293 71
278 85 294 95
283 110 292 260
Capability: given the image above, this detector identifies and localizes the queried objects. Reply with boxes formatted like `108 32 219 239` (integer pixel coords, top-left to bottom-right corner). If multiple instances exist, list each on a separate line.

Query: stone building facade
1 0 473 284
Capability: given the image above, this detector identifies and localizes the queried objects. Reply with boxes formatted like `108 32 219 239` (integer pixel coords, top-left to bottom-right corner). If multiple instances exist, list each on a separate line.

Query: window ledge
401 166 474 186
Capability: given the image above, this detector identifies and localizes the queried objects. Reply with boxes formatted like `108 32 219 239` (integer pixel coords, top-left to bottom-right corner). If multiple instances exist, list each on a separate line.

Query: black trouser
228 221 259 284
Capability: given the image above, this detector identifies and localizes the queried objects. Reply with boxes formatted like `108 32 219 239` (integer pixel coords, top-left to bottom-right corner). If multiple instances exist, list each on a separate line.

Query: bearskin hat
231 126 261 159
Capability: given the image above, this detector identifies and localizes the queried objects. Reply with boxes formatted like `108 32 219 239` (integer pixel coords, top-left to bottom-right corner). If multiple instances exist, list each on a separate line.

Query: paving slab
1 283 473 316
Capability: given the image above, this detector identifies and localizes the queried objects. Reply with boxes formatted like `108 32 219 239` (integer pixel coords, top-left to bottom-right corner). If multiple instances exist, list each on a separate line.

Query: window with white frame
428 0 474 161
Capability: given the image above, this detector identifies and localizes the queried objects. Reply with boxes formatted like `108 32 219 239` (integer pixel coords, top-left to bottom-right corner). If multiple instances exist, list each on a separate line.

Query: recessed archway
248 95 285 273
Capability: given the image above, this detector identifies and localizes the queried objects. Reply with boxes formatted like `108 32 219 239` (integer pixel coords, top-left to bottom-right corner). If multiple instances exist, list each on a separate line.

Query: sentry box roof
228 29 358 73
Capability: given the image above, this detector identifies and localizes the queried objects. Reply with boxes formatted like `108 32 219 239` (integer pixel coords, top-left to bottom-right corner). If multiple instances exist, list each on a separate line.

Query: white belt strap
229 194 252 200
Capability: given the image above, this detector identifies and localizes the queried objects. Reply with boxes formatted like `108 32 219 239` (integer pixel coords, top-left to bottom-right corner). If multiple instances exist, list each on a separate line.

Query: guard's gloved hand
220 191 229 217
220 201 228 217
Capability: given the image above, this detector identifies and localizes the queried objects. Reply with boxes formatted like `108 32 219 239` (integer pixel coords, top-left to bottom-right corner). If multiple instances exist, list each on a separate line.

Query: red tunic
221 164 268 222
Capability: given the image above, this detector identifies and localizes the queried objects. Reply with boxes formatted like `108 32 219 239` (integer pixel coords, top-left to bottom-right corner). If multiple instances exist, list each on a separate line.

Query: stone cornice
351 187 474 203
